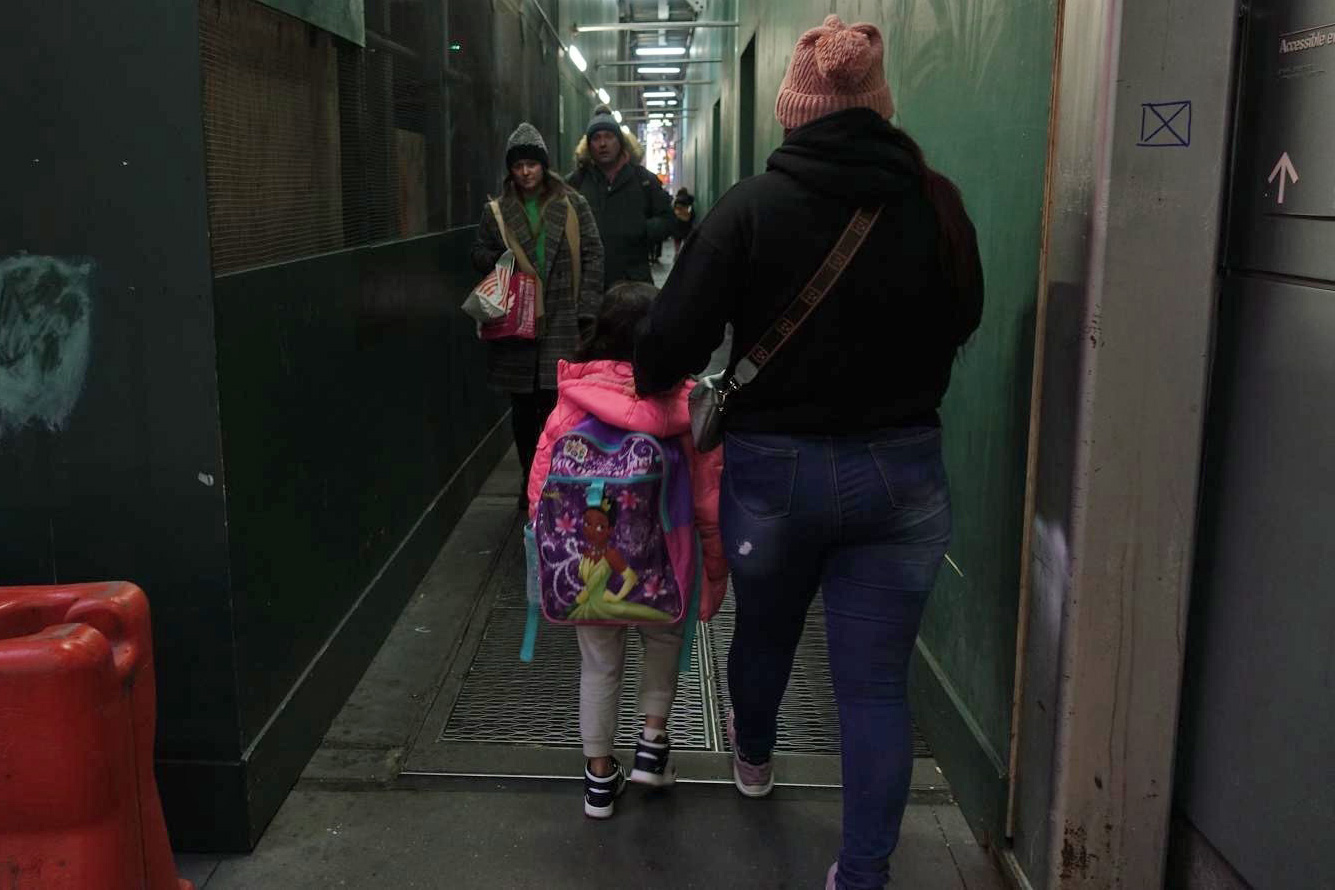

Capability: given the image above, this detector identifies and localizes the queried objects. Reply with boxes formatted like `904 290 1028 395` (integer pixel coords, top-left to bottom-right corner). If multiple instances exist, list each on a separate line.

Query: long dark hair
891 126 981 299
578 281 657 362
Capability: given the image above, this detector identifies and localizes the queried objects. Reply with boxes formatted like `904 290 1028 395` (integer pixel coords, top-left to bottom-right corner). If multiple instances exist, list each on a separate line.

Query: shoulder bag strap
491 198 546 322
490 199 540 275
730 205 882 388
488 199 508 249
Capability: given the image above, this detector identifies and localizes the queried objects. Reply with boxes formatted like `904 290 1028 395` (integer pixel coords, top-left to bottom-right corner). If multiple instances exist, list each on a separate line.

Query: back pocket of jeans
725 434 799 520
869 440 948 512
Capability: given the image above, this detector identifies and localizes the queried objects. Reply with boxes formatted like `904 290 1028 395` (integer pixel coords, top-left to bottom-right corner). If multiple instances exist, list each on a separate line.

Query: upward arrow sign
1268 152 1299 205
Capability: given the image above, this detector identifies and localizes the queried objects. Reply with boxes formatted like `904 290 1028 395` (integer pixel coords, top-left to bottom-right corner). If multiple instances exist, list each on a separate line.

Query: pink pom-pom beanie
775 15 895 130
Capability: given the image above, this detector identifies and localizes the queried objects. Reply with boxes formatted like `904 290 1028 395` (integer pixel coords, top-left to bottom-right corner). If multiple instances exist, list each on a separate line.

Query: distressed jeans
722 428 951 890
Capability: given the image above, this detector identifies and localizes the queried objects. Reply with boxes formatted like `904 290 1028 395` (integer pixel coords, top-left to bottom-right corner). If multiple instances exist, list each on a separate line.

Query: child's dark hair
578 281 657 362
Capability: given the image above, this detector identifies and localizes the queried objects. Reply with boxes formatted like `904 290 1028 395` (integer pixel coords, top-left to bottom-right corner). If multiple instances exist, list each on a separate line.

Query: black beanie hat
505 122 549 170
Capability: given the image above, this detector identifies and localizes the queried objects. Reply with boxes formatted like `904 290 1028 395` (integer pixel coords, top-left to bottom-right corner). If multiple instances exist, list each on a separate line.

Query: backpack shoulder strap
520 522 541 662
677 531 703 673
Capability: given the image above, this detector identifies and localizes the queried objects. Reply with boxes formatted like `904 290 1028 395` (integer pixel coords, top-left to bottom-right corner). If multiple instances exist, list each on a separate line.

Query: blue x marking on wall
1138 100 1191 147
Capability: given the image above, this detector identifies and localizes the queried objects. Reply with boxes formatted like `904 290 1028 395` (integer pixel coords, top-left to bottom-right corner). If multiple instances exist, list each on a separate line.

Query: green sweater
523 197 547 282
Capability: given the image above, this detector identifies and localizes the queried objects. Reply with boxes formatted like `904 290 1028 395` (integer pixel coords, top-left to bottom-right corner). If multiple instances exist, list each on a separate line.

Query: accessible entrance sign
1230 1 1335 281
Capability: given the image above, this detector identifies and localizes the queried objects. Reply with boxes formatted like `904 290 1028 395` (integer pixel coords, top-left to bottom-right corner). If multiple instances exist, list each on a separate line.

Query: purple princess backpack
521 416 701 665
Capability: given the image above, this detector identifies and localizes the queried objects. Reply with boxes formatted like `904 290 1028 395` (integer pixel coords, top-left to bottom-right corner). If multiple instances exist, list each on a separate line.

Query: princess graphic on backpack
568 496 663 615
522 281 727 819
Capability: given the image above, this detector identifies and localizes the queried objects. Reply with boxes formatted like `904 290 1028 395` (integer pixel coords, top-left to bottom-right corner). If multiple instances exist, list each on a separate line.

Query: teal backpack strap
521 522 541 663
677 531 704 673
520 601 540 663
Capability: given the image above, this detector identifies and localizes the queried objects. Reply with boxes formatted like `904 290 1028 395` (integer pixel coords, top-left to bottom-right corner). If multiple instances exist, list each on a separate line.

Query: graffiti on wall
0 255 94 438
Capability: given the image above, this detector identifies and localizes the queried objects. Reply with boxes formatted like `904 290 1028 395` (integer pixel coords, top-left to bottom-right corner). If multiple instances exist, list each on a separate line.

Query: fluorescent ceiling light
597 88 611 103
638 66 681 74
568 46 588 72
612 110 623 123
666 100 678 106
643 90 676 98
646 100 667 107
636 46 687 57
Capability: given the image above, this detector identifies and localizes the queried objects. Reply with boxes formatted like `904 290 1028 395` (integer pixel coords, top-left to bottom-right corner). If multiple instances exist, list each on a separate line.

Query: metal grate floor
434 526 931 760
440 601 713 751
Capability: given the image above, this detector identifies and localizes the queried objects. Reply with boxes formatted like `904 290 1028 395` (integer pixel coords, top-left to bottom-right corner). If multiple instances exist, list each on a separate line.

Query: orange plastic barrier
0 582 192 889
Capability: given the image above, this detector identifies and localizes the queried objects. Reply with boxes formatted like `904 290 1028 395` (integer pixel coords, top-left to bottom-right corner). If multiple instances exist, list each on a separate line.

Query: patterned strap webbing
740 206 882 375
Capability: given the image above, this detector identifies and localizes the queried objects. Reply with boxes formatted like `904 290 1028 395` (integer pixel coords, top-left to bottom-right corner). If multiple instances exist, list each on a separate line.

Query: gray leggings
576 623 684 757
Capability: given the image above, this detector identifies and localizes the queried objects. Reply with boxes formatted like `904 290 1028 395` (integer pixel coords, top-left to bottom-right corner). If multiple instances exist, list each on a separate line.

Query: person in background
470 122 604 512
671 187 696 255
668 185 726 373
569 107 685 285
633 16 983 890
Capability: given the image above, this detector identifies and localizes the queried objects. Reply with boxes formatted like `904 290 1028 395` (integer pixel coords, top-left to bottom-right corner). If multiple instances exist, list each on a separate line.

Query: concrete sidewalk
176 454 1004 889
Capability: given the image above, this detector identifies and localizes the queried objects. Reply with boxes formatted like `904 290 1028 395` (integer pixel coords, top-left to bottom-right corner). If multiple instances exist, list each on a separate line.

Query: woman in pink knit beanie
775 15 896 130
635 18 983 889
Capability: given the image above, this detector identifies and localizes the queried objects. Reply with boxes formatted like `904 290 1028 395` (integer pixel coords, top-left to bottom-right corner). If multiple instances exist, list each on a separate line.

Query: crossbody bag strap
732 205 882 386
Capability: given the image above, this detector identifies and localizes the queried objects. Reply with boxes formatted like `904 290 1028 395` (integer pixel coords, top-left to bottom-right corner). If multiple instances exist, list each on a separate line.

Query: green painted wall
682 0 1057 841
682 0 738 210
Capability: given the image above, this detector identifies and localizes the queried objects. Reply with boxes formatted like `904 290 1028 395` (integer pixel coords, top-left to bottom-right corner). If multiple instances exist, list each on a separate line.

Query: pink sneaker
726 710 775 798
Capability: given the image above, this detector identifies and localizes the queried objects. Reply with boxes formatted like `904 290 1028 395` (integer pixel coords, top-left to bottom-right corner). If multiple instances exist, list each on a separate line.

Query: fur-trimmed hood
573 128 645 170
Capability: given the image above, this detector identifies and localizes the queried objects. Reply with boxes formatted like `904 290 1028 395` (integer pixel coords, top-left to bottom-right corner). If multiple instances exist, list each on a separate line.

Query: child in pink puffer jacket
527 281 726 819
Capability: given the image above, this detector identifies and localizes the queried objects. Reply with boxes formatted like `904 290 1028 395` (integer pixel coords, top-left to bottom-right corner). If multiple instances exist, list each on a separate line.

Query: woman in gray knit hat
471 122 605 510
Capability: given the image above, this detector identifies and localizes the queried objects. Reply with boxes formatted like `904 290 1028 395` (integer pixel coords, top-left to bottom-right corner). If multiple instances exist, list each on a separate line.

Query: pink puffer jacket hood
555 360 691 434
527 360 728 620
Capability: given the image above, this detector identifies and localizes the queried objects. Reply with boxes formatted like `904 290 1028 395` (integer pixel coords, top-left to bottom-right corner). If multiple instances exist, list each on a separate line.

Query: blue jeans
722 428 951 890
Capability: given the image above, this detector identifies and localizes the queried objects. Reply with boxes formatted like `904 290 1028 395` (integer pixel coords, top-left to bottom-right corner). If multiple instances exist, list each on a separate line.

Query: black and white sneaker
630 732 676 787
584 759 627 819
